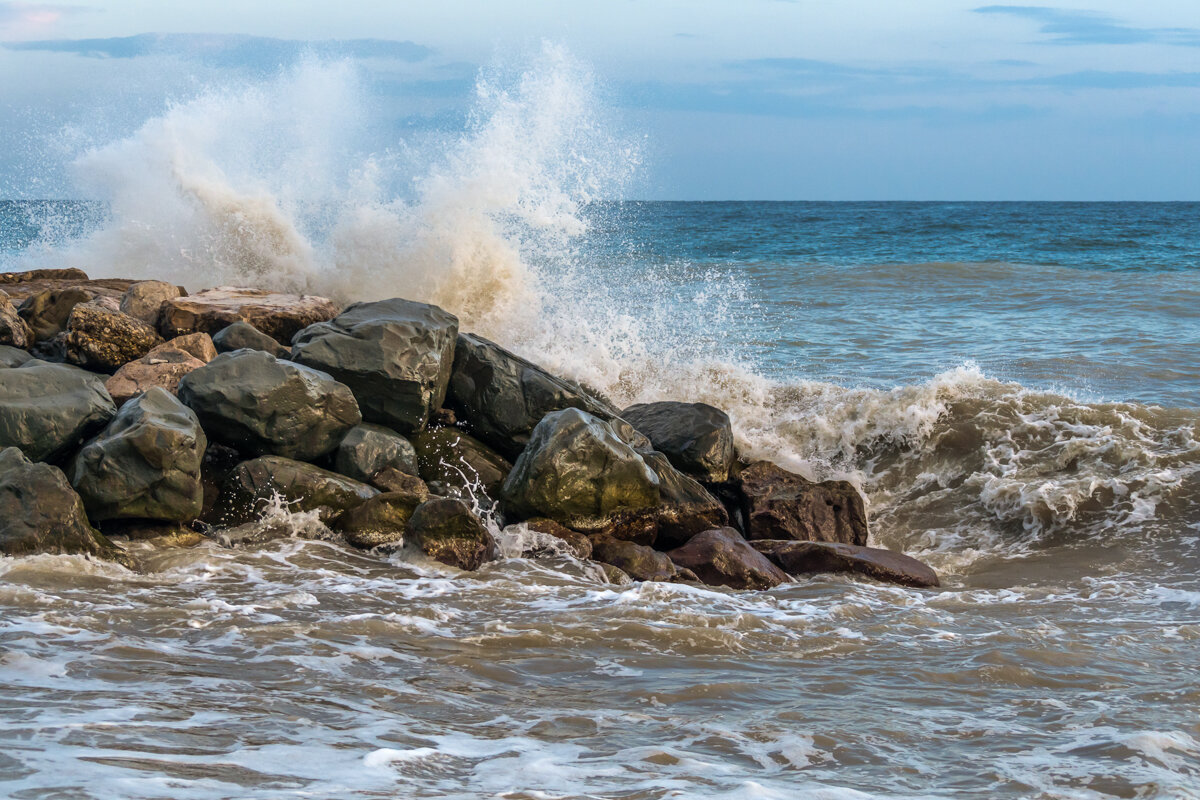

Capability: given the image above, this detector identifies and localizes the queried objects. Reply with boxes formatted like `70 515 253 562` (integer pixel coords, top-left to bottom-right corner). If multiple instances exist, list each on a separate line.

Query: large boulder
218 456 378 525
68 388 207 522
667 527 789 590
0 291 33 348
0 447 128 563
406 497 496 570
589 534 682 582
335 424 418 484
0 360 116 462
621 401 735 483
641 450 730 549
178 350 361 461
336 481 429 549
119 280 184 325
734 461 869 546
18 286 93 341
158 287 339 342
751 540 940 588
212 321 289 358
104 334 215 407
291 298 458 433
60 302 163 372
501 408 660 538
410 427 511 502
447 333 617 459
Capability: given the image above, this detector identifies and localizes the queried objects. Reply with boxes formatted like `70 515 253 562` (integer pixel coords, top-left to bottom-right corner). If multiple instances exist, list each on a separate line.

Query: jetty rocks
0 267 939 590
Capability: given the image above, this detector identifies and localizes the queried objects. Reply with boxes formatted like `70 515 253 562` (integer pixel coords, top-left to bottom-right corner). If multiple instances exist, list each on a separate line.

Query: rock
0 447 128 563
336 482 429 549
641 450 730 550
751 540 940 588
370 465 430 494
178 350 361 461
667 527 789 590
335 424 418 484
0 360 116 462
621 401 736 483
218 455 378 525
596 562 633 585
212 321 289 358
0 270 132 307
119 280 184 325
589 534 681 582
521 517 593 559
447 332 618 459
501 408 661 540
159 287 339 342
0 267 90 286
410 427 511 502
291 298 458 433
60 302 163 372
105 350 206 407
0 344 32 368
406 497 496 570
735 461 869 546
0 291 33 348
148 332 218 363
18 286 93 341
68 388 206 522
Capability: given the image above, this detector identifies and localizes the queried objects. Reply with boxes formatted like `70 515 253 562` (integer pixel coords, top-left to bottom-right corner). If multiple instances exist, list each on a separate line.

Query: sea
1 55 1198 799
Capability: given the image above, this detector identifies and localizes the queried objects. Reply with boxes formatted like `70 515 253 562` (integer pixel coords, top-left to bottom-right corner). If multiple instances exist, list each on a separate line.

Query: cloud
2 32 432 66
0 1 89 32
975 6 1200 46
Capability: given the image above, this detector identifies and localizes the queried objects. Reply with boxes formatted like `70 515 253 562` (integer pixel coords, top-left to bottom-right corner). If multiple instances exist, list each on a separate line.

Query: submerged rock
735 461 869 546
751 540 940 588
447 332 617 459
159 287 339 341
621 401 736 483
69 388 206 522
589 534 681 582
0 360 116 462
406 497 496 570
119 281 184 325
335 423 418 485
410 426 511 502
61 302 163 372
0 447 128 563
667 527 789 590
212 320 289 358
0 291 33 348
178 350 361 461
219 455 378 525
291 298 459 433
336 482 429 549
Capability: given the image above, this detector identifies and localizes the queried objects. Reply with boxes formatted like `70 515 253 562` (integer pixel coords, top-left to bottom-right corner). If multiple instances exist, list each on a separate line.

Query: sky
0 0 1198 200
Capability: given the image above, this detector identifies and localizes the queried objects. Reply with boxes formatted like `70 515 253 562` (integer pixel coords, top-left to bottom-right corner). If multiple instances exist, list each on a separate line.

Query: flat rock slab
0 269 134 304
159 287 339 342
751 540 940 588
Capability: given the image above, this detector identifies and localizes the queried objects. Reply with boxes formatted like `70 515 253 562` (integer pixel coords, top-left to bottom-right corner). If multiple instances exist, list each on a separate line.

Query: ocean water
2 54 1199 799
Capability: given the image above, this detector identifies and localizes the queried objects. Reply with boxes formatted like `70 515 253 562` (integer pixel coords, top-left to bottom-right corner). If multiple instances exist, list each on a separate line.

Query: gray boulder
0 447 129 564
410 426 511 502
0 360 116 462
447 333 618 459
501 408 660 536
69 388 207 522
212 321 289 358
0 345 32 368
291 298 458 433
621 401 736 482
751 540 940 588
667 527 789 590
178 350 361 461
736 461 869 546
406 497 496 571
219 455 378 525
119 280 184 325
640 450 730 549
335 423 418 484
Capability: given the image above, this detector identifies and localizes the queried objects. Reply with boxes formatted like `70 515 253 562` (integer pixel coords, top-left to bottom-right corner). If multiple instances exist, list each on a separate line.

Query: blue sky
0 0 1198 199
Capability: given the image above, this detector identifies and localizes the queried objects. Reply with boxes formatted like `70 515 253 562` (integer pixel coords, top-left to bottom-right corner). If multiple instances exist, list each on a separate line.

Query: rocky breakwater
0 267 938 590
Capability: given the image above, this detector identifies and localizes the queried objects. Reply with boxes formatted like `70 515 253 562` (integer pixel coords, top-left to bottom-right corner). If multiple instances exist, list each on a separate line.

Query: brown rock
751 540 940 588
734 461 868 546
120 280 185 325
523 517 593 559
589 534 680 582
406 497 496 570
0 291 33 348
337 482 429 549
18 286 94 341
159 286 339 342
370 465 430 494
667 527 789 590
106 352 205 407
146 333 217 363
61 302 163 372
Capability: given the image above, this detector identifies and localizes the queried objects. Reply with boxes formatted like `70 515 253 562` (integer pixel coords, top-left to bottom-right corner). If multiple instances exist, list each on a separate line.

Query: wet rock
159 287 340 342
501 408 660 538
370 465 430 494
105 345 207 407
410 426 511 502
0 360 116 462
0 344 32 368
336 481 429 549
212 320 289 358
0 291 33 348
667 527 789 590
291 298 458 433
178 350 361 461
18 286 93 341
60 302 163 372
219 455 378 525
735 461 868 546
335 423 418 484
447 332 618 459
0 447 129 564
641 450 730 550
119 280 184 325
68 388 207 522
596 562 633 586
406 497 496 570
751 540 940 588
589 534 681 582
621 401 736 483
522 517 593 559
